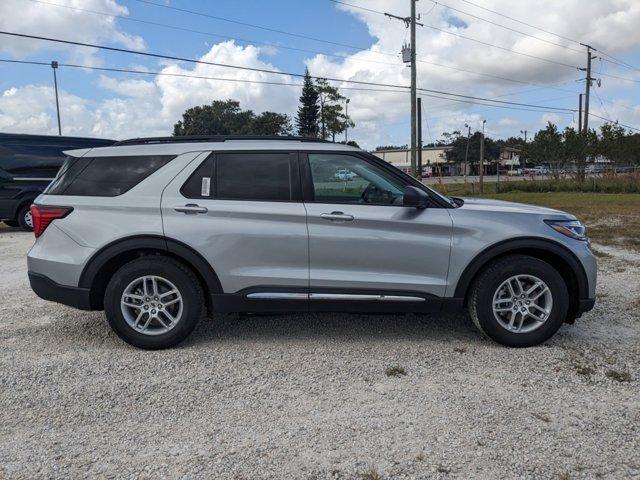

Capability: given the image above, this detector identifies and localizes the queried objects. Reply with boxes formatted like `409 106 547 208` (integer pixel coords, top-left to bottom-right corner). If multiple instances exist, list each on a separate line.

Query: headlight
544 219 587 241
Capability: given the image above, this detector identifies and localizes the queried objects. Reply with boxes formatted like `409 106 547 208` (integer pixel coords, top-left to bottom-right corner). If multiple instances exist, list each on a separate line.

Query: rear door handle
320 211 354 222
174 204 208 214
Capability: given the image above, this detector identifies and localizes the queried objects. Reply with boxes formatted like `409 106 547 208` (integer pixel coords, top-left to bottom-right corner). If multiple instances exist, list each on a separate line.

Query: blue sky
1 0 639 147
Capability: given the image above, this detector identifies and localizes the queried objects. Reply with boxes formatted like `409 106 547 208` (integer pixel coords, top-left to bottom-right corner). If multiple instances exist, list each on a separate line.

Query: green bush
432 173 640 195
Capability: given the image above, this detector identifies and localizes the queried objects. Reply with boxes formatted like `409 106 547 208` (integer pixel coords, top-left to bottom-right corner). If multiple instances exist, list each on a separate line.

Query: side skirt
211 288 464 314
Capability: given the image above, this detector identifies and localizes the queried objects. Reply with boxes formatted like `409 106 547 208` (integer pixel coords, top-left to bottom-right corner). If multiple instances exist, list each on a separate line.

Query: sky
1 0 640 149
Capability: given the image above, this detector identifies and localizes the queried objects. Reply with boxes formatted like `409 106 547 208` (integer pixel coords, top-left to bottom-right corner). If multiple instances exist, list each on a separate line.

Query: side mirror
403 185 429 209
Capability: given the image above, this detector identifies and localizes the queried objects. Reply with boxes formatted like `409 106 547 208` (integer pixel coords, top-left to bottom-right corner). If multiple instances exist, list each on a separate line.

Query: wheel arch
79 235 223 310
454 237 589 320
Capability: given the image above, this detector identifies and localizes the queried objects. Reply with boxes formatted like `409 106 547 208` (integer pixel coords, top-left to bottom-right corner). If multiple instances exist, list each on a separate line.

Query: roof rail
113 135 332 146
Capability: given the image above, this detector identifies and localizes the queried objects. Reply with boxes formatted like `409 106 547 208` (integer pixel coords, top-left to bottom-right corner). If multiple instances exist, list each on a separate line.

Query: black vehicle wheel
17 205 33 231
3 220 19 227
104 256 203 349
468 255 569 347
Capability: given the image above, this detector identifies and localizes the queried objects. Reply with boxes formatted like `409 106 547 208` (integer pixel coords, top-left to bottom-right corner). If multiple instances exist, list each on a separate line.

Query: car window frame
184 150 303 203
299 150 450 208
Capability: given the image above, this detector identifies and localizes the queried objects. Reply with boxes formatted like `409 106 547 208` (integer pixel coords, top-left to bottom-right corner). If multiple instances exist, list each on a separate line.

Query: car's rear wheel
468 255 569 347
104 256 203 349
17 205 33 231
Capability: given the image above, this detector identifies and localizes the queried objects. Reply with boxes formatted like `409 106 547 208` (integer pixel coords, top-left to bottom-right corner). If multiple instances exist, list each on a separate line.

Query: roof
0 132 115 145
66 137 361 158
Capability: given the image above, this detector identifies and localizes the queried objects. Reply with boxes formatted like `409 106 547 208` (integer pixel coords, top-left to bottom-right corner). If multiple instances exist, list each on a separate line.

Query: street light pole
479 119 486 194
344 98 350 143
464 123 471 182
51 61 62 136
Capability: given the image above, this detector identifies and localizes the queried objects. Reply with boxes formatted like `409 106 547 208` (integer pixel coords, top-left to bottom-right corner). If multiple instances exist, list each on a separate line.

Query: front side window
215 152 292 201
45 155 175 196
308 153 404 205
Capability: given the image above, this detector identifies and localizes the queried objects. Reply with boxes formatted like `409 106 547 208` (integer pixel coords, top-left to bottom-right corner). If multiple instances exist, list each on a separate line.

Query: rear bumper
28 272 93 310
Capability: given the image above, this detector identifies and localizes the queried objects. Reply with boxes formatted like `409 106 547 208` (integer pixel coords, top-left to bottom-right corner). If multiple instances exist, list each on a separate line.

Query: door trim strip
245 292 425 302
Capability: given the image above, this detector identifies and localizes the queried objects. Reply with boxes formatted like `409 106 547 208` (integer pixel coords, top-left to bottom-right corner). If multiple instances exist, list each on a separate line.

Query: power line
0 57 576 115
427 0 583 54
327 0 390 16
588 113 640 132
131 0 381 53
32 0 582 96
0 31 577 112
457 0 640 73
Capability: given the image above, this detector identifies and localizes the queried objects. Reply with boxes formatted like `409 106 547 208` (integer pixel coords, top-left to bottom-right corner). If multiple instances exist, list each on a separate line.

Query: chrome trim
246 292 308 299
12 177 55 182
245 292 426 302
309 293 425 302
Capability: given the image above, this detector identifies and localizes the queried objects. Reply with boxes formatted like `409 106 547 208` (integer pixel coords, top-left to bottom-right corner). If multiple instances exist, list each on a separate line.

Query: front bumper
28 272 92 310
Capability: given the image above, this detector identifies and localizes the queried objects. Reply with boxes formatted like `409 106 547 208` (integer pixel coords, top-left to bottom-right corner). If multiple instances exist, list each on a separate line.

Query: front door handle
320 211 354 222
174 204 208 214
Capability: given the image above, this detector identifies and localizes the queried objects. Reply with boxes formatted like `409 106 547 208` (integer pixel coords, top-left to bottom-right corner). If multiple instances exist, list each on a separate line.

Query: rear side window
45 155 175 196
181 156 214 199
215 153 292 201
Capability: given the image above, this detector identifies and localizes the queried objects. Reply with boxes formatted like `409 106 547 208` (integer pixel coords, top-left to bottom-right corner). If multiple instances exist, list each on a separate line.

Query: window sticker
201 176 211 197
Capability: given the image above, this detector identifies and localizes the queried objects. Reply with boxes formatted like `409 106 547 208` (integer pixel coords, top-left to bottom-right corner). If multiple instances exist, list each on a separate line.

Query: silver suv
27 136 596 349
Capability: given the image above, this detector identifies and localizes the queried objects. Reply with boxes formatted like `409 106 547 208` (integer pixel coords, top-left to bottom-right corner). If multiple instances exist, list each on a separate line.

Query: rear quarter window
45 155 175 196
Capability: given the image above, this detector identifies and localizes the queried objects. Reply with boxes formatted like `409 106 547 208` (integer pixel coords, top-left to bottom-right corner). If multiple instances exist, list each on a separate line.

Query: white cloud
0 0 145 65
2 1 640 145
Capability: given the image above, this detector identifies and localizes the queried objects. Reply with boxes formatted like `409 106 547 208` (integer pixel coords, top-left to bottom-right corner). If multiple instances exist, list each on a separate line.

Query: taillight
31 204 73 238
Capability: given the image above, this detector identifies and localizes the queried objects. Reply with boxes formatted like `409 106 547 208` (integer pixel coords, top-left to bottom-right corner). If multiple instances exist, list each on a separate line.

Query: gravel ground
0 227 638 479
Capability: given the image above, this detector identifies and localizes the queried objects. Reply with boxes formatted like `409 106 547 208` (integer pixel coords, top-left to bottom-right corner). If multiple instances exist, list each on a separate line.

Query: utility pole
410 0 417 177
344 98 350 143
479 119 486 194
417 97 423 180
578 93 583 133
385 1 422 177
51 61 61 136
463 123 471 182
579 44 596 133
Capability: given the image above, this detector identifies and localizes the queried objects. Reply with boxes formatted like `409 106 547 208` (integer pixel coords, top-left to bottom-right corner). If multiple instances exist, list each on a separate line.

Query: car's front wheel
104 256 203 349
468 255 569 347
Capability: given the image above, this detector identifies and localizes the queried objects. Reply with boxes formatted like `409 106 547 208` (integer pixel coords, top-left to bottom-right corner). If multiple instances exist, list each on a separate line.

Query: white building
372 146 454 175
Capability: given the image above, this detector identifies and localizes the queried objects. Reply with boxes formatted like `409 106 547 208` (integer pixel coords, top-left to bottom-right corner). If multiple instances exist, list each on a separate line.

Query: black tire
104 256 203 349
468 254 569 347
17 205 33 231
3 219 19 227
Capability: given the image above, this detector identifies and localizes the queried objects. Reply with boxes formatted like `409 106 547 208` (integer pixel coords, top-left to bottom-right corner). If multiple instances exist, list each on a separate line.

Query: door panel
305 203 452 296
161 151 309 293
303 152 453 297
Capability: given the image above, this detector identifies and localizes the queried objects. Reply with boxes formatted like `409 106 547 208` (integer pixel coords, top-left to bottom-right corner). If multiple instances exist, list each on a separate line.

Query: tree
295 68 320 137
445 131 500 174
522 122 564 179
375 144 407 151
173 99 291 136
314 78 353 140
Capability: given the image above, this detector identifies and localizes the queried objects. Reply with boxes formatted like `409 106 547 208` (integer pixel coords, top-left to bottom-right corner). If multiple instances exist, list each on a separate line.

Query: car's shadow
181 311 483 347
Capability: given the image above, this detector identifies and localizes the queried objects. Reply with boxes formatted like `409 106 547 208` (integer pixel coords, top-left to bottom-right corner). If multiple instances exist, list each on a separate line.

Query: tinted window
45 155 175 196
181 156 214 199
308 154 404 205
215 153 292 201
0 138 113 178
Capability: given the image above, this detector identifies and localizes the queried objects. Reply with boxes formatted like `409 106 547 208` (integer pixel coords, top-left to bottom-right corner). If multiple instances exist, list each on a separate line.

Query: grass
433 190 640 251
605 369 632 382
384 365 407 377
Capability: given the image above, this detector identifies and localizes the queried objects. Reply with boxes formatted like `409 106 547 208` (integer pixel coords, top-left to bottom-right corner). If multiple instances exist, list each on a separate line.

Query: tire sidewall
474 257 569 347
17 205 33 232
104 258 202 349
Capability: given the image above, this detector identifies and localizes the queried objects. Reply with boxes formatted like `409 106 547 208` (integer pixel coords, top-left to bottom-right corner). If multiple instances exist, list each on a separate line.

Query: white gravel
0 227 638 479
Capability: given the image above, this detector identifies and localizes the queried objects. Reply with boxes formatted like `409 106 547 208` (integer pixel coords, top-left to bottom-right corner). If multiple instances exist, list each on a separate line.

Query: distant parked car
334 168 357 181
506 168 523 176
525 166 550 175
0 133 114 230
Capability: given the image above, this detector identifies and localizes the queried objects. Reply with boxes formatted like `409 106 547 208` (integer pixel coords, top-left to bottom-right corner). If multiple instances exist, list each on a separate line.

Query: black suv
0 133 114 230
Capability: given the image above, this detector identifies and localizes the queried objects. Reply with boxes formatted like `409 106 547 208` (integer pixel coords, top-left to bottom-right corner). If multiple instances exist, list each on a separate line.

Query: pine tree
295 68 319 137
